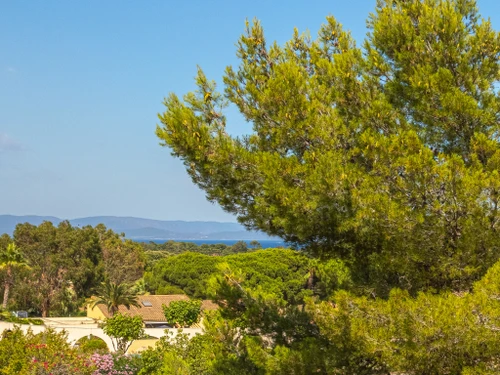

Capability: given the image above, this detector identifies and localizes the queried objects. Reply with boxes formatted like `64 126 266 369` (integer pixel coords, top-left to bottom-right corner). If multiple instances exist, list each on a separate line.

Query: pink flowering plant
24 336 95 375
0 327 94 375
91 353 140 375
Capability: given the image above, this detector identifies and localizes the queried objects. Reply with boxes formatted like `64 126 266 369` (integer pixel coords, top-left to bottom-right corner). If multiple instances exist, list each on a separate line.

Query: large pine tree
157 0 500 296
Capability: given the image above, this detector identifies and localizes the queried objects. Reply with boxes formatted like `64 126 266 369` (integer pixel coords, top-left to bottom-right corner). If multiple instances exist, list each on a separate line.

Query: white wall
0 321 202 352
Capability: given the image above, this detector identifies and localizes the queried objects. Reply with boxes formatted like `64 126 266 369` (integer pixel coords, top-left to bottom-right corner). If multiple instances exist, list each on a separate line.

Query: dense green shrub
162 300 202 327
76 335 109 354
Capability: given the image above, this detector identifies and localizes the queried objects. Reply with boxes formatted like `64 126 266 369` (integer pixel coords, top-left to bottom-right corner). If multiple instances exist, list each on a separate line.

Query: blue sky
1 1 499 222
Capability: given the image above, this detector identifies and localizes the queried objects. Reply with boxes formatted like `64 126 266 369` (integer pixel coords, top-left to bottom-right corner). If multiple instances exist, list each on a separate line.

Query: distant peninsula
0 215 280 241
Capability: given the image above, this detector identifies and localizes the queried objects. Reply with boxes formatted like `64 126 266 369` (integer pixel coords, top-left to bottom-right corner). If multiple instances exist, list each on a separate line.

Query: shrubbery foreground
4 259 500 375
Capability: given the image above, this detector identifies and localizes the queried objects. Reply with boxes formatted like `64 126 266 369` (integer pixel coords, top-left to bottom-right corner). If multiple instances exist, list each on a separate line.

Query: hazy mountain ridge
0 215 278 240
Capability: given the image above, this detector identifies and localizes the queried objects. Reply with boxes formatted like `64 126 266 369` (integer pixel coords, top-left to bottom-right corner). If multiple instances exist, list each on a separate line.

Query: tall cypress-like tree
157 0 500 295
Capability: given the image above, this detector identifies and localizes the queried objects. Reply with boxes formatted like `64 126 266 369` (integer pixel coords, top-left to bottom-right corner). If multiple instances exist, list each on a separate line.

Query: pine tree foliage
308 260 500 374
157 0 500 295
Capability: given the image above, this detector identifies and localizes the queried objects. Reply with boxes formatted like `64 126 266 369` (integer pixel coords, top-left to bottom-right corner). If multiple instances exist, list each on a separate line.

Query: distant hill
0 215 279 241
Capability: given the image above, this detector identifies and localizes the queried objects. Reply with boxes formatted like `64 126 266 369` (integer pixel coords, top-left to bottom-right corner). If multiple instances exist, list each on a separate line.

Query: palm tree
0 243 30 310
132 278 150 296
89 280 141 316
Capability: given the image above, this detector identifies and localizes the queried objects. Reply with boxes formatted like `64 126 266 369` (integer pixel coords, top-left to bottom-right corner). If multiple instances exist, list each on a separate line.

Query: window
142 301 153 307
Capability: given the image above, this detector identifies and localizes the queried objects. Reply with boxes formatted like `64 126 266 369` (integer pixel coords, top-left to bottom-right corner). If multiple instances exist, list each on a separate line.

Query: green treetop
157 0 500 295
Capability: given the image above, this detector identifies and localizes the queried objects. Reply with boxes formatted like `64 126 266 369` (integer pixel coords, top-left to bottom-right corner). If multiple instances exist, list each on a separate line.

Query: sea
136 239 286 248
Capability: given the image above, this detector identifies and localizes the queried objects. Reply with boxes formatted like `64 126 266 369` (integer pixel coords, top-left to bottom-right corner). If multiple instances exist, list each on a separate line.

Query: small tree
249 240 262 250
102 313 144 353
230 241 248 254
0 243 30 309
163 300 202 328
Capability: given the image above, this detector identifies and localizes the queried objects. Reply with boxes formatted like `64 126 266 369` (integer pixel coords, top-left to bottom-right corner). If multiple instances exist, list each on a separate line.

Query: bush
0 327 94 375
76 335 109 354
162 300 202 328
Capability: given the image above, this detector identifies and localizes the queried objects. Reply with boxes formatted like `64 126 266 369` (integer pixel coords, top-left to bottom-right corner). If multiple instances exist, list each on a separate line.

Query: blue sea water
138 239 286 248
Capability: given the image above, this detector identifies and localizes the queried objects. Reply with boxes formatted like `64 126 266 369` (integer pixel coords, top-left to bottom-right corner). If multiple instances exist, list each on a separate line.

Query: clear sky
1 1 499 222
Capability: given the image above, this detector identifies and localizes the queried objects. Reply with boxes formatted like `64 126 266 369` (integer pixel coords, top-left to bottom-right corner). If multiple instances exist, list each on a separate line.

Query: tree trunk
307 268 315 290
2 267 12 310
2 282 10 310
41 299 50 318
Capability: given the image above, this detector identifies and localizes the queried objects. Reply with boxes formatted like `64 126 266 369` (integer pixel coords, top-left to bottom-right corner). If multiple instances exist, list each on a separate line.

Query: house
87 295 218 328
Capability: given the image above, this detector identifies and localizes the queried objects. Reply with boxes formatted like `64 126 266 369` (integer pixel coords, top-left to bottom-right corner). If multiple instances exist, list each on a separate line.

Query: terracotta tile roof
201 300 219 311
95 295 219 322
97 295 189 322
